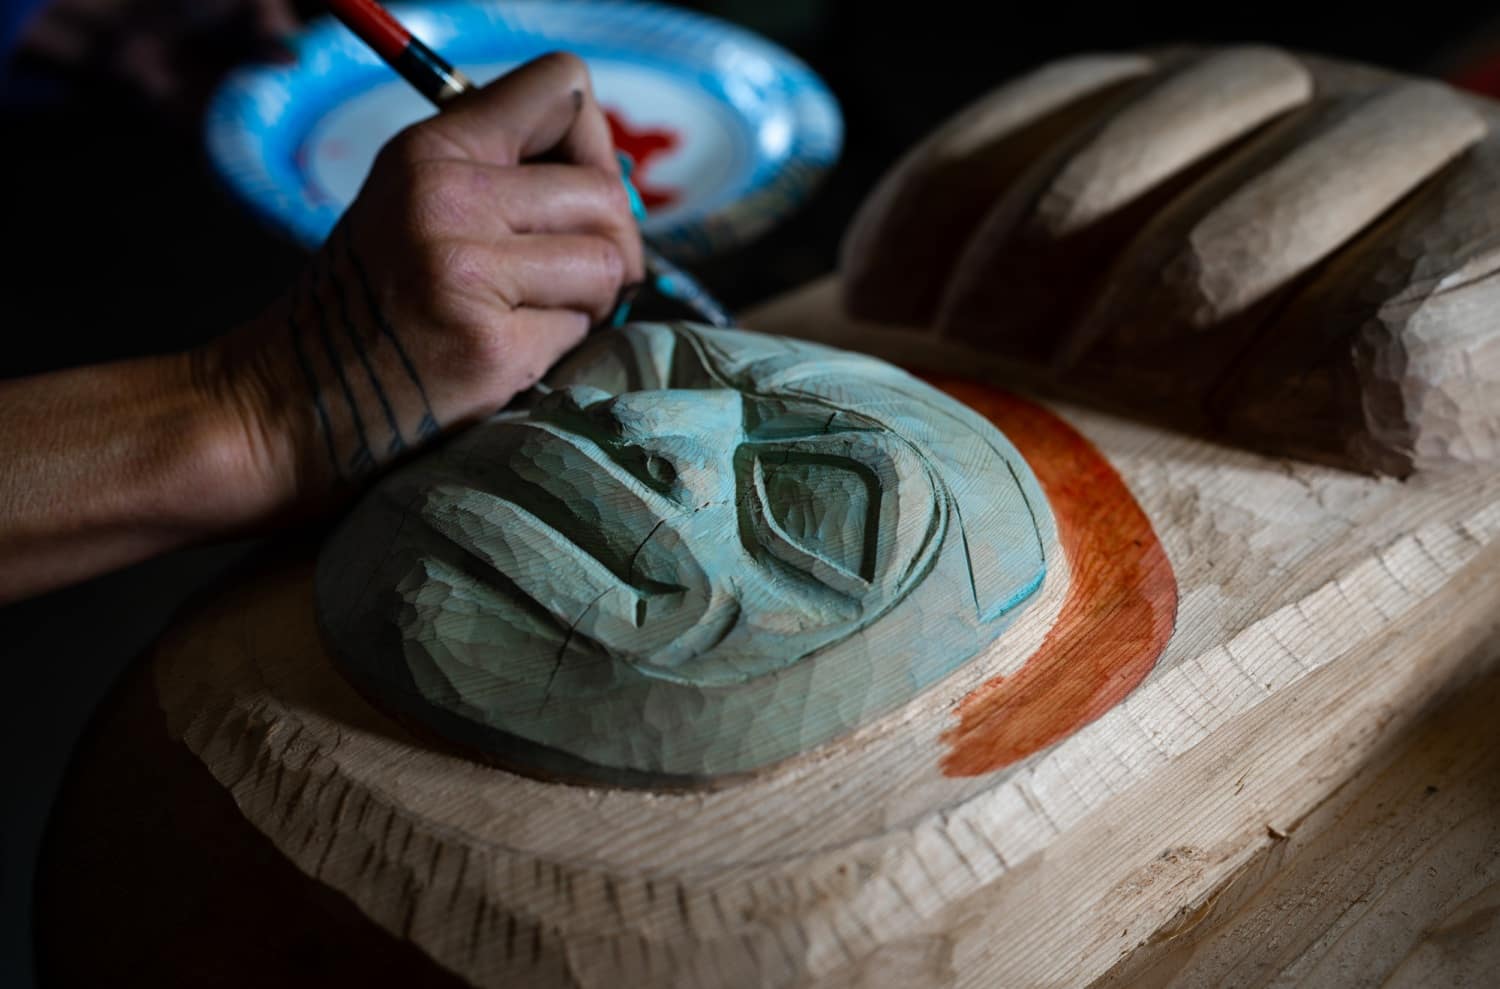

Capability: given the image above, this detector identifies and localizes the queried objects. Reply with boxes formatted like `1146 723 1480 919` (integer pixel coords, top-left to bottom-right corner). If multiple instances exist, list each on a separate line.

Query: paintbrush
324 0 733 328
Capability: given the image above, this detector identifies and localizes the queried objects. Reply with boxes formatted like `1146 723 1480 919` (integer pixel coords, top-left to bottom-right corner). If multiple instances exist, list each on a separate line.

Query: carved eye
759 454 878 582
738 430 940 605
738 447 888 598
615 446 678 491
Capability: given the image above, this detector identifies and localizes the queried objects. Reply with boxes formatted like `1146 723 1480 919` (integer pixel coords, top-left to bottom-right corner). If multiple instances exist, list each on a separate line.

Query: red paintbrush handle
327 0 410 62
326 0 471 105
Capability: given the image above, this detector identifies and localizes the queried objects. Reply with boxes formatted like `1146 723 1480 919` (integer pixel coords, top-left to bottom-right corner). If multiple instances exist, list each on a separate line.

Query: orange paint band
929 380 1178 776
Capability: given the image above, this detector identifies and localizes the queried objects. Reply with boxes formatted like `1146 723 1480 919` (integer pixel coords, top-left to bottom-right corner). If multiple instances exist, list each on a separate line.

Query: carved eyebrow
492 421 685 512
663 327 728 388
741 399 885 440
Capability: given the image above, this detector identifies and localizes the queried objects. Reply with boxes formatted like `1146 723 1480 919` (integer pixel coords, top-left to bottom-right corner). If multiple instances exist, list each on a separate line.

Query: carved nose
600 389 742 444
597 389 743 506
535 386 741 440
531 386 743 503
534 384 613 420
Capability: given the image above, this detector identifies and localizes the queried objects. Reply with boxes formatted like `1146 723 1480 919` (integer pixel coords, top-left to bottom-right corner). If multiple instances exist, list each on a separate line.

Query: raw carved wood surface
840 46 1500 476
153 288 1500 985
1089 648 1500 989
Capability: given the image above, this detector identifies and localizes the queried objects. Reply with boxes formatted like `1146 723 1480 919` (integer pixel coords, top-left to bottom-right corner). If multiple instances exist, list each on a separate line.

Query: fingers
467 234 631 325
408 161 645 286
405 51 619 173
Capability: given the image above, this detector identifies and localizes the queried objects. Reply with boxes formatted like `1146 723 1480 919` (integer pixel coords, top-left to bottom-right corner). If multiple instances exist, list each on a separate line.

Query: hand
0 51 642 603
19 0 300 111
203 52 645 519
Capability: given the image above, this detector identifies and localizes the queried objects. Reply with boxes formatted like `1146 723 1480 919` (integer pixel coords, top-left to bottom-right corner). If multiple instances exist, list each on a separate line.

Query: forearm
0 53 640 604
0 347 288 603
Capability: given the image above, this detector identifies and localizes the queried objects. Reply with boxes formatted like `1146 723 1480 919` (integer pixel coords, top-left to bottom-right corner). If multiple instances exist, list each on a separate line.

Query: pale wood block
838 46 1500 475
40 461 1494 987
1089 644 1500 989
840 53 1155 327
935 47 1313 359
1036 47 1313 238
1214 62 1500 473
1064 81 1484 397
1141 83 1480 329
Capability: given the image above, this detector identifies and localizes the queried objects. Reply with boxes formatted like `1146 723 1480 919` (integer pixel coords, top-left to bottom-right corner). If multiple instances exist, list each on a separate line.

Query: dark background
4 1 1500 985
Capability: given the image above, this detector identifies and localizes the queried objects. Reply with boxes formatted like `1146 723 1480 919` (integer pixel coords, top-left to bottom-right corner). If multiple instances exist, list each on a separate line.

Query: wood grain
1089 641 1500 989
123 306 1500 985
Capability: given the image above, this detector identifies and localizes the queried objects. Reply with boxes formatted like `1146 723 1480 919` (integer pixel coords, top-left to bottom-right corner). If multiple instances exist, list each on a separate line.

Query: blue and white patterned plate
204 0 842 260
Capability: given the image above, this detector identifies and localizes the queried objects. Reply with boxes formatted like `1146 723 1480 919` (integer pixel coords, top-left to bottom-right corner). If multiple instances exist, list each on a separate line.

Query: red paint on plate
605 107 682 211
929 379 1177 777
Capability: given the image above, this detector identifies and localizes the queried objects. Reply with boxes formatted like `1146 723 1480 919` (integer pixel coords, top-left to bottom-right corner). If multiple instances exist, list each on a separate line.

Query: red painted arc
928 379 1179 777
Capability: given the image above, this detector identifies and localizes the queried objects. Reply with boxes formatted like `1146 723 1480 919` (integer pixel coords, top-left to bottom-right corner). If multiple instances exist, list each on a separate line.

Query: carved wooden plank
1088 644 1500 989
35 45 1500 987
103 280 1500 984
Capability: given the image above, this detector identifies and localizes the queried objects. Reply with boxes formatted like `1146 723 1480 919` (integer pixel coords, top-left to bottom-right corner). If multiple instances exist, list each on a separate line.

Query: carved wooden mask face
318 324 1055 783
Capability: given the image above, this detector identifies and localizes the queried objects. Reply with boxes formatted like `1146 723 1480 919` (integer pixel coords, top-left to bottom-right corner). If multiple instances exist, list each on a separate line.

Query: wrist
183 314 311 529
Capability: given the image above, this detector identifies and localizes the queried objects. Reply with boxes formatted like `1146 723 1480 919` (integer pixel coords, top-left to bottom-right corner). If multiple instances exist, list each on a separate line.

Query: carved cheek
601 513 733 671
624 498 867 682
418 485 647 646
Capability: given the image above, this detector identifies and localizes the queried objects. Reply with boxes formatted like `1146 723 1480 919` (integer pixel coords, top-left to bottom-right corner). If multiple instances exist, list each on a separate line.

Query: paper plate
204 0 842 260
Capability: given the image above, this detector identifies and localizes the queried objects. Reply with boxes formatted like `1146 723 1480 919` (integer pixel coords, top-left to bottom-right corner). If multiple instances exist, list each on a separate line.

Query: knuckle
592 166 632 217
592 236 626 283
380 124 441 169
623 246 646 286
403 160 482 236
436 242 497 296
582 239 625 319
471 326 535 389
385 117 504 165
533 49 587 82
565 239 620 306
414 242 507 324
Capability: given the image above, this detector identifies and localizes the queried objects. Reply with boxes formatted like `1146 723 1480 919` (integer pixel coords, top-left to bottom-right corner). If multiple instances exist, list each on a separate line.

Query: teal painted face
318 325 1055 784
